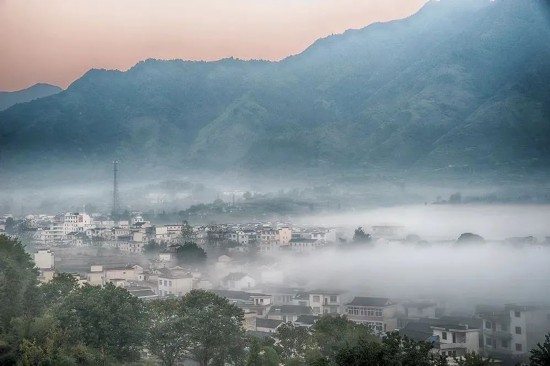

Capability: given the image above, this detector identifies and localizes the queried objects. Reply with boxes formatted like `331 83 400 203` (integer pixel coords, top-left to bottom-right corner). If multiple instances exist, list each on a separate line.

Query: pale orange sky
0 0 427 91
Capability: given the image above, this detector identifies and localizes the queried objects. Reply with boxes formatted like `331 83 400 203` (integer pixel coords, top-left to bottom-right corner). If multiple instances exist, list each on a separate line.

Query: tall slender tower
112 160 120 218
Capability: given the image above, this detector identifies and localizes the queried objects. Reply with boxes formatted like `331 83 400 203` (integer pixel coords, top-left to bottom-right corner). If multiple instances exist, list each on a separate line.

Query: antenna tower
112 160 120 218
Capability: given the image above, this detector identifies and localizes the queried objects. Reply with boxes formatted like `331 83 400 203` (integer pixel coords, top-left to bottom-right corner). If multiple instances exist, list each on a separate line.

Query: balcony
439 343 468 351
483 329 512 340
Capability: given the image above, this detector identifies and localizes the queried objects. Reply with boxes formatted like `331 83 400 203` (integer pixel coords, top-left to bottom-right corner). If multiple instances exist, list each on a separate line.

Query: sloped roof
399 321 434 342
256 318 283 329
346 297 392 307
268 305 312 315
222 272 251 281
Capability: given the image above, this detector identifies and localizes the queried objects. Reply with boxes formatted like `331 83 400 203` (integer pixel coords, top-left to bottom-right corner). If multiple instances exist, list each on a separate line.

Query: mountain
0 83 62 111
0 0 549 178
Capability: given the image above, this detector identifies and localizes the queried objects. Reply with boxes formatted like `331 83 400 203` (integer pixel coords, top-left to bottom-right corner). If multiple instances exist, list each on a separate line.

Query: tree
180 290 246 366
247 338 263 366
455 233 485 245
180 220 194 242
311 315 375 362
0 235 41 334
334 332 443 366
147 299 188 366
175 242 207 265
55 283 147 362
530 333 550 366
41 272 78 308
454 352 492 366
353 227 372 244
274 322 312 361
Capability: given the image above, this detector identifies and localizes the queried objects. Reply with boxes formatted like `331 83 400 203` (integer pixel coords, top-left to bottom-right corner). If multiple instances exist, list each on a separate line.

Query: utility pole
112 160 120 219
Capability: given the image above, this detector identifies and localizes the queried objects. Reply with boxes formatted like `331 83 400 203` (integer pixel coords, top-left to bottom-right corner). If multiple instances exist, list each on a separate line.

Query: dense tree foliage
352 227 372 245
55 283 148 362
147 299 188 366
175 242 207 265
2 1 550 176
530 333 550 366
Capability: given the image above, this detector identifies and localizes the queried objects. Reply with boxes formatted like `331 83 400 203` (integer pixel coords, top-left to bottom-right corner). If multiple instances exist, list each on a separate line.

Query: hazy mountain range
0 0 549 178
0 83 62 111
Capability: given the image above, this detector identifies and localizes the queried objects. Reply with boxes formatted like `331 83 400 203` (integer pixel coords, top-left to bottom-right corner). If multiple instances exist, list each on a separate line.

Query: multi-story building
289 238 323 253
478 304 550 363
158 273 194 297
308 290 345 315
63 212 92 236
432 324 480 358
345 297 400 332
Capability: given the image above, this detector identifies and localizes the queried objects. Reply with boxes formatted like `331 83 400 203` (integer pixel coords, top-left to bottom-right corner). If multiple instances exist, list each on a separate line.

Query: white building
34 249 54 269
63 212 92 236
158 274 194 297
221 272 256 291
432 324 480 358
308 290 345 315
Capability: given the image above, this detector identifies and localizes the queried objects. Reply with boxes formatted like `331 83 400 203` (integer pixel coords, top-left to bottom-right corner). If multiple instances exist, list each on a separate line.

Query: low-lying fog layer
270 242 550 309
298 204 550 241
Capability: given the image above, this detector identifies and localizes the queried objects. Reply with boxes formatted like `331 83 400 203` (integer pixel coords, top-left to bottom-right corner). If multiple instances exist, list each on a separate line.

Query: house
289 238 323 253
34 249 54 269
267 305 313 323
308 289 345 315
345 297 400 332
86 264 142 286
126 286 158 301
402 301 440 319
432 324 480 358
399 319 480 358
264 287 303 305
212 290 273 316
477 304 550 363
221 272 256 291
158 273 194 297
256 318 283 333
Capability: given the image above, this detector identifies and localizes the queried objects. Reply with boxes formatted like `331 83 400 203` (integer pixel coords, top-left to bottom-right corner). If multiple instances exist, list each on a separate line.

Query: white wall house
432 325 480 358
158 275 194 297
221 273 256 291
34 249 54 269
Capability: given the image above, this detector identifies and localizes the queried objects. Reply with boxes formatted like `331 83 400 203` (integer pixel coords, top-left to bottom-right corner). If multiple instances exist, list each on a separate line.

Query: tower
112 160 120 218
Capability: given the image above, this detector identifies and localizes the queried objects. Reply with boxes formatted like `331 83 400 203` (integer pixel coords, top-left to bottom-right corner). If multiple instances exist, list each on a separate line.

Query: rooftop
346 297 393 307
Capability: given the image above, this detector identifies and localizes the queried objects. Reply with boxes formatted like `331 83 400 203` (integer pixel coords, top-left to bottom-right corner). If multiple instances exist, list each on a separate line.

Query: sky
0 0 427 91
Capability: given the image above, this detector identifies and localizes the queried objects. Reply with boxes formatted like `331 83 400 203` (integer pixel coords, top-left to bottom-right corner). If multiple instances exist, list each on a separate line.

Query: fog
270 242 550 308
297 204 550 240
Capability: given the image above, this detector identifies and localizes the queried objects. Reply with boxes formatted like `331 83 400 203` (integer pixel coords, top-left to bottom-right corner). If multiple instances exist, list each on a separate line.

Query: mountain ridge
0 0 549 178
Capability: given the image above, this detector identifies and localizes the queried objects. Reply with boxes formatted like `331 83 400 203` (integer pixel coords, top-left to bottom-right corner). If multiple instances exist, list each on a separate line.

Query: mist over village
1 0 550 366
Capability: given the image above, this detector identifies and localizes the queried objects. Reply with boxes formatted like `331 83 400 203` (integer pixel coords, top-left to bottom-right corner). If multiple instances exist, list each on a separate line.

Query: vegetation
1 1 549 176
175 241 207 265
2 235 550 365
352 227 372 245
530 333 550 366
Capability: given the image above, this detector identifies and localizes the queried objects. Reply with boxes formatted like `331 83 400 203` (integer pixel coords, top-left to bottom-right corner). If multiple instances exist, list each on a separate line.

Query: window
313 307 321 314
486 337 493 347
313 296 320 303
169 280 172 286
501 340 508 348
375 309 383 317
164 280 167 286
442 332 447 340
515 311 521 318
330 295 338 303
485 321 492 329
515 327 521 335
516 343 523 352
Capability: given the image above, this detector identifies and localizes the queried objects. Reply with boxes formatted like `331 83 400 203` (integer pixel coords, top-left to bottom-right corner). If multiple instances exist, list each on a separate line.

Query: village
1 210 549 366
